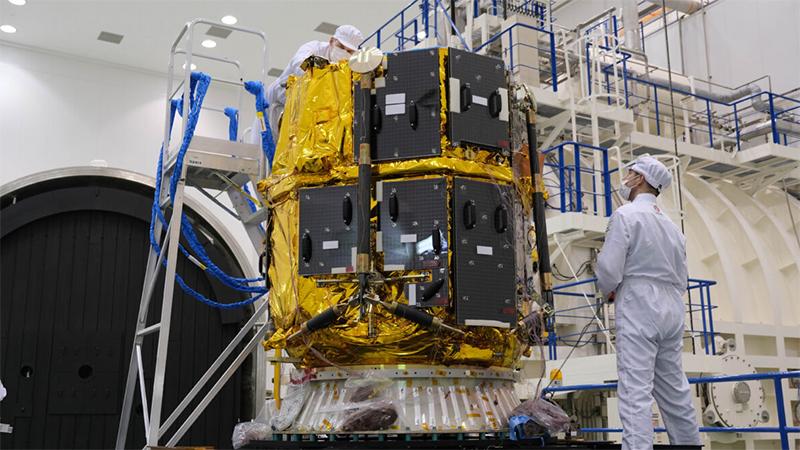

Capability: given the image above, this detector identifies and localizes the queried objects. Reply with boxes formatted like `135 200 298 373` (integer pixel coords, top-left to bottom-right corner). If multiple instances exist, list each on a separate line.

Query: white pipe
645 0 702 15
620 0 642 51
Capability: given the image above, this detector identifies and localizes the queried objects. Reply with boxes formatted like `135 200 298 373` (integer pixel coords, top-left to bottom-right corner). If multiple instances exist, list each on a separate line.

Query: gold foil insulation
259 53 536 368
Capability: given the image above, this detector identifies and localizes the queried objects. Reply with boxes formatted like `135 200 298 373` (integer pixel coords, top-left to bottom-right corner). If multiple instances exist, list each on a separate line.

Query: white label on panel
375 77 386 88
383 264 406 271
400 234 418 243
385 104 406 116
449 78 461 112
331 267 348 274
375 181 383 201
322 240 339 250
472 95 488 106
408 284 417 305
385 93 406 104
476 245 493 256
351 246 357 268
464 319 510 328
376 231 383 252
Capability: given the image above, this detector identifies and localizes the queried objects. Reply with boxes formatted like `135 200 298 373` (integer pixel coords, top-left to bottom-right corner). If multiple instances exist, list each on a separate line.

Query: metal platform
628 132 800 193
164 135 262 191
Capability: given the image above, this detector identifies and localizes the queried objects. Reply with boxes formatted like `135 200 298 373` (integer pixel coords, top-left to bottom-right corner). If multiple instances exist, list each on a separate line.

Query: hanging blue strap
149 72 267 308
243 80 276 169
224 107 238 142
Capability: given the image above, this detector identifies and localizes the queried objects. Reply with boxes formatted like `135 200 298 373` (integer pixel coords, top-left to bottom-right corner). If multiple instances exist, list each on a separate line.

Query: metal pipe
526 110 554 314
731 117 800 141
644 0 702 14
621 0 642 51
356 73 374 302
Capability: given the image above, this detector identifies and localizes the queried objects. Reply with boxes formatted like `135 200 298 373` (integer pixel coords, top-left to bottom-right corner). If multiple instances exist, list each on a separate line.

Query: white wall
643 0 800 93
553 0 800 93
0 42 260 265
0 42 258 182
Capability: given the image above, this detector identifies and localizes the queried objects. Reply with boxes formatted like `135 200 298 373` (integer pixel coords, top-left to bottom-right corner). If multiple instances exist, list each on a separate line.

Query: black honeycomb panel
447 48 509 151
379 178 449 307
359 49 442 162
298 184 359 275
452 177 516 326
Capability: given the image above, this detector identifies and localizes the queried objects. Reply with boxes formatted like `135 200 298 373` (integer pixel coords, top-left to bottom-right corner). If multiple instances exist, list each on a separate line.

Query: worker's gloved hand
606 292 616 304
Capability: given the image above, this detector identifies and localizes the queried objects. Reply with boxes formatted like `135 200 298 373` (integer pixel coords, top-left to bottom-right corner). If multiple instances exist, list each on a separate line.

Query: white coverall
263 40 331 142
596 193 701 450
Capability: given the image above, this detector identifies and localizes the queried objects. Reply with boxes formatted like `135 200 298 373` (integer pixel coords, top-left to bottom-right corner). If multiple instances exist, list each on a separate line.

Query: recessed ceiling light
1 24 17 33
97 31 124 44
206 25 232 39
8 0 26 5
416 31 427 39
314 22 339 34
221 15 237 25
201 39 216 48
182 63 197 71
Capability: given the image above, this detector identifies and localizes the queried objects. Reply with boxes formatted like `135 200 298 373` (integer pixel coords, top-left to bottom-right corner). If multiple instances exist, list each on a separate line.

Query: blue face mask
618 173 641 202
618 181 632 202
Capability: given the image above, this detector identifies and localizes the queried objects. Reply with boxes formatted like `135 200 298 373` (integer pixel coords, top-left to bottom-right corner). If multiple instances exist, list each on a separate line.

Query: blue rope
243 80 276 168
149 72 266 309
224 107 238 141
167 73 265 286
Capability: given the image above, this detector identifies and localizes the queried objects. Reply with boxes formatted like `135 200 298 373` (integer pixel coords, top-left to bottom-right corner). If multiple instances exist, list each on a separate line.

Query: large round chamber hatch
1 167 256 449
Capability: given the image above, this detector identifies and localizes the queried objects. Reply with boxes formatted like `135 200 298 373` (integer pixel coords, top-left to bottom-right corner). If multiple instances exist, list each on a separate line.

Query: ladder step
242 208 268 225
136 323 161 337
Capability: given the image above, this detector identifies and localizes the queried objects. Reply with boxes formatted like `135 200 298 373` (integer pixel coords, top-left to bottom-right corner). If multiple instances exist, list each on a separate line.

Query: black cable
660 0 696 355
543 320 597 393
782 177 800 250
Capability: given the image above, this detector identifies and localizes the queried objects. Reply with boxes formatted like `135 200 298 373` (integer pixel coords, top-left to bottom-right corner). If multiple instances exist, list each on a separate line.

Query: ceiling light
1 24 17 33
314 22 338 34
201 39 216 48
182 63 197 71
206 25 232 39
8 0 26 5
416 31 427 39
97 31 124 44
221 15 237 25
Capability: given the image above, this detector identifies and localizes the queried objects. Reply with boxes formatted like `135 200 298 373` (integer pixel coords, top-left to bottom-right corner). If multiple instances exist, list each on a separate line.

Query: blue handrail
542 371 800 449
541 141 613 217
473 22 559 93
550 277 718 358
596 49 800 151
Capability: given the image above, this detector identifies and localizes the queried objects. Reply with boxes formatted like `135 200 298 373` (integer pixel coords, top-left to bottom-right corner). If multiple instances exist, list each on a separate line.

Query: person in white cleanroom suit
596 156 701 450
262 25 363 142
